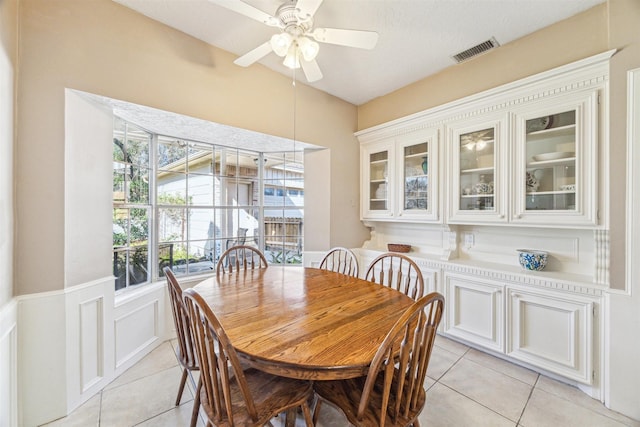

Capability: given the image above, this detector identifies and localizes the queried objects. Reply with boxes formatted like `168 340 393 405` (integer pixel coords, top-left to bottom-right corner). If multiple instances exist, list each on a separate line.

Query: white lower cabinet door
506 287 593 384
444 273 504 352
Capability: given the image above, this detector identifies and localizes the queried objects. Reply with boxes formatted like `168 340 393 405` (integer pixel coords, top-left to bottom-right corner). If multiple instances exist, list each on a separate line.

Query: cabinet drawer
506 287 593 384
444 273 504 352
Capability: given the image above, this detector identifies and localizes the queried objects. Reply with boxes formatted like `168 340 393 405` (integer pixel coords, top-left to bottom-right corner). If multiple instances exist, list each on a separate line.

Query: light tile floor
43 336 639 427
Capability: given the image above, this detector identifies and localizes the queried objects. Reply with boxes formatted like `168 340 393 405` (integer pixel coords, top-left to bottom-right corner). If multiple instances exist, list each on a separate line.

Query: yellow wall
15 0 368 295
357 4 608 130
0 0 18 307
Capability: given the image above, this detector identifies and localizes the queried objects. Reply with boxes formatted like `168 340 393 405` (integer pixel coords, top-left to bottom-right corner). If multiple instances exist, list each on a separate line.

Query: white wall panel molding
113 287 166 373
64 276 115 414
13 276 171 425
0 300 18 427
18 291 67 427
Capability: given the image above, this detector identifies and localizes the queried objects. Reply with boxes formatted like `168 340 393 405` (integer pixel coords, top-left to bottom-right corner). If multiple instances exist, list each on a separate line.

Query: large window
112 119 152 290
112 118 304 291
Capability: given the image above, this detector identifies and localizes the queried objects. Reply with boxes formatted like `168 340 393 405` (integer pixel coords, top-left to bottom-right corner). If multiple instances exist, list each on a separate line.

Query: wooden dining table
192 266 414 380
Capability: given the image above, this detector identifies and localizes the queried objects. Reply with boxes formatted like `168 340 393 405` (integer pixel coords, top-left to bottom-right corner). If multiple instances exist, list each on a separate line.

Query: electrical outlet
464 233 474 248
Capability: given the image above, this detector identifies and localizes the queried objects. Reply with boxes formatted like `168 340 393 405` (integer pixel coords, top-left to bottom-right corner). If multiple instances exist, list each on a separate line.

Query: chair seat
201 367 313 427
314 370 426 427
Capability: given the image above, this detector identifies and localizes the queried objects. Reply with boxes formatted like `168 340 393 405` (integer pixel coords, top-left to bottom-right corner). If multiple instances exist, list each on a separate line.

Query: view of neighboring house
113 118 304 289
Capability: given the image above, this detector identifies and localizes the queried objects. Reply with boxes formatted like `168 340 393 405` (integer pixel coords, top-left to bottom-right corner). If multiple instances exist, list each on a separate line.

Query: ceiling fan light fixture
297 36 319 61
283 44 300 69
270 33 292 57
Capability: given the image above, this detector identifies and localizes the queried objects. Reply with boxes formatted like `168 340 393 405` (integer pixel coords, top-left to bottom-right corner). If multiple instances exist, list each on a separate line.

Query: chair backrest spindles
319 247 359 277
216 245 268 275
365 253 425 300
359 292 444 426
183 288 259 425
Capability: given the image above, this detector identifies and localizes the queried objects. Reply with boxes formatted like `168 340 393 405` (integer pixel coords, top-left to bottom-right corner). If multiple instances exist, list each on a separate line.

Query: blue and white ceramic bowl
517 249 548 271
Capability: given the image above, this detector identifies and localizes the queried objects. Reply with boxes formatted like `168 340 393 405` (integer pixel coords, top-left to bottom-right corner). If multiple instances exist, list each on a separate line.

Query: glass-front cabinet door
447 115 507 224
397 128 439 221
361 142 394 219
512 90 598 226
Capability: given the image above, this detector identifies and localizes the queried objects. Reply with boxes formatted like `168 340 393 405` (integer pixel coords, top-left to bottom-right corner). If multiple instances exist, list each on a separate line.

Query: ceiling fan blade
207 0 280 27
295 0 323 21
311 28 379 49
300 59 323 82
234 42 273 67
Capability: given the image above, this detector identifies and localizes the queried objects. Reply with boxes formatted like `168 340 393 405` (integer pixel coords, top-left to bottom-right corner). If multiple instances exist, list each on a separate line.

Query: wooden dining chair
216 245 268 274
163 267 201 426
319 247 359 277
183 288 315 427
364 253 425 300
313 292 445 427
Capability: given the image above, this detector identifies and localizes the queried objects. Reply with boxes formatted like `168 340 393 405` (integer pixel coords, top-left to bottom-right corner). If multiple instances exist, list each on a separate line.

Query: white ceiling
113 0 604 106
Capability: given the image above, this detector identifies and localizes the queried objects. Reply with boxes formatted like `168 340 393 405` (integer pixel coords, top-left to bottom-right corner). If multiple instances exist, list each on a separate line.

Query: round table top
192 266 414 380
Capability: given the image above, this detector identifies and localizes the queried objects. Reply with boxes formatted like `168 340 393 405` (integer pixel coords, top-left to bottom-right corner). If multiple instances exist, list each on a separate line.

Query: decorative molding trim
441 228 458 260
356 248 606 297
356 50 615 143
626 67 640 295
595 229 610 285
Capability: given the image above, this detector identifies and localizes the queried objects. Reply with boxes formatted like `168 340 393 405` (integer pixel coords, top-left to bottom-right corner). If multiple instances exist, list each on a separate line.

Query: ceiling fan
207 0 379 82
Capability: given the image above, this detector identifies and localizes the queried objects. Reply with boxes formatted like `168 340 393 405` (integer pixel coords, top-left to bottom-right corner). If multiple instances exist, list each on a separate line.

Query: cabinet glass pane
459 128 495 211
525 110 576 211
403 142 429 210
369 151 388 211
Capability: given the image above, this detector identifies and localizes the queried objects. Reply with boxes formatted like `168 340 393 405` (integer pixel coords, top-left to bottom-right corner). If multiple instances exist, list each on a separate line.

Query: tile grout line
98 390 103 427
436 381 518 425
516 373 540 426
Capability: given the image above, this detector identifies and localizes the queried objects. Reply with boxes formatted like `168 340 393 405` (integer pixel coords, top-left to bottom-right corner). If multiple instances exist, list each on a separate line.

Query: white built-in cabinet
442 270 595 384
361 128 439 222
511 89 599 226
443 272 504 353
446 113 508 224
445 89 599 226
356 51 614 392
506 287 594 384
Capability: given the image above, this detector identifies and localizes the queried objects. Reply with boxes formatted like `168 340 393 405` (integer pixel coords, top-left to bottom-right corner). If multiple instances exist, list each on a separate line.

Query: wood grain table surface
192 266 414 380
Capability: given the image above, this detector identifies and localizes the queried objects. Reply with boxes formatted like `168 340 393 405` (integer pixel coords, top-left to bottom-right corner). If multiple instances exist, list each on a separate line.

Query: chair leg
190 378 201 427
312 399 323 426
301 401 315 427
176 367 188 406
285 408 296 427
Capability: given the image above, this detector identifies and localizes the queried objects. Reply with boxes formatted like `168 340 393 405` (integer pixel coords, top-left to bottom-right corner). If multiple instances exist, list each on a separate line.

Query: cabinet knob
499 214 505 219
516 214 521 219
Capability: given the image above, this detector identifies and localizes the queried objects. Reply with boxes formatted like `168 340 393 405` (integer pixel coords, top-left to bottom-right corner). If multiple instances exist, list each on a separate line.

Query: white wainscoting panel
14 278 170 426
113 282 167 376
80 296 103 392
1 300 18 427
18 291 67 427
64 277 115 415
